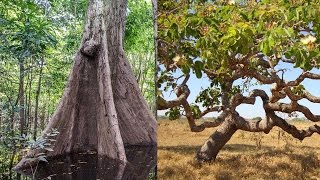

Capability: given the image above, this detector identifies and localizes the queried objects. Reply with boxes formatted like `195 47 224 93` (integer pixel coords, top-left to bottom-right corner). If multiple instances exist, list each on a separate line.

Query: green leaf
260 40 270 55
194 61 203 78
190 104 201 119
268 36 275 48
181 64 190 74
207 59 214 69
240 12 249 21
165 107 181 120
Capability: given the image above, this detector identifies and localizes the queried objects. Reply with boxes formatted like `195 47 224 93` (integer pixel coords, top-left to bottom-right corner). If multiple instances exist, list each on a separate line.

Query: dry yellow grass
158 119 320 180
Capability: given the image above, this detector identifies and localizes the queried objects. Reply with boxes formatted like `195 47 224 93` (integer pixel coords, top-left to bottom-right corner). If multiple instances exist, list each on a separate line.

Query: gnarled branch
236 115 274 134
200 106 224 118
287 72 320 86
266 102 320 122
270 112 320 141
157 75 190 110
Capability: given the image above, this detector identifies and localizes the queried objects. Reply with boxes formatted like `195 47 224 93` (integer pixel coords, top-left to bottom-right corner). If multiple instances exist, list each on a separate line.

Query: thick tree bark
105 0 156 146
15 0 156 171
196 114 237 161
194 88 320 162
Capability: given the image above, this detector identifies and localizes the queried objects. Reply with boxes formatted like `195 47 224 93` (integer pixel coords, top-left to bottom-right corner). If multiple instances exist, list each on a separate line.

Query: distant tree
158 0 320 162
252 117 262 121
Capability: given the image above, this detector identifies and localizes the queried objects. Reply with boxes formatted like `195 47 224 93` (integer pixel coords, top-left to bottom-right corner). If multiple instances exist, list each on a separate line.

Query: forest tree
13 0 157 170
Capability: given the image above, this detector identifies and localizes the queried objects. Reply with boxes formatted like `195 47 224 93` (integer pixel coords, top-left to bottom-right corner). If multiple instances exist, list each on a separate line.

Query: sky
158 62 320 119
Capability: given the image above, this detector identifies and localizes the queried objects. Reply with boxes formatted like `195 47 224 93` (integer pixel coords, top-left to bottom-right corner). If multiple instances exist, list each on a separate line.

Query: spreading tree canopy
158 0 320 161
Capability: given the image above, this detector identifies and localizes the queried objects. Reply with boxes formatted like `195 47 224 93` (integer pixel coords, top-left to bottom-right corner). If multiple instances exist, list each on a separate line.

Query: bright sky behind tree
159 63 320 119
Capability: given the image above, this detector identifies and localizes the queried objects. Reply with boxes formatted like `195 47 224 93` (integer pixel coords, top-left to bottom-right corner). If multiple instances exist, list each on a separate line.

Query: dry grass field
158 119 320 180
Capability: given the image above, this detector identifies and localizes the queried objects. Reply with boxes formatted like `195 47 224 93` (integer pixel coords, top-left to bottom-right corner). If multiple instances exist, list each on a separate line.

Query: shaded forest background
0 0 155 178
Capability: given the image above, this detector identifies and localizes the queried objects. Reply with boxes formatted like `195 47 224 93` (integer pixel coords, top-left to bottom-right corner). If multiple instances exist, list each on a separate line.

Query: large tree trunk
15 0 156 171
196 114 237 161
195 82 236 162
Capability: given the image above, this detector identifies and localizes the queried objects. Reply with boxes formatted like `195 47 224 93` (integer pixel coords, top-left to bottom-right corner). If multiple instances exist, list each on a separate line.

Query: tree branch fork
158 75 320 140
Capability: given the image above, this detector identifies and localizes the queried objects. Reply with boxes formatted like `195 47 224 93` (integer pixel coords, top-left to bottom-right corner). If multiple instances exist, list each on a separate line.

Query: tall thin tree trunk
40 105 46 130
26 67 33 133
33 58 44 140
19 61 25 136
17 61 24 180
139 54 145 93
0 109 2 129
137 54 142 83
8 105 17 179
10 106 14 132
46 89 51 125
152 0 157 116
25 79 28 130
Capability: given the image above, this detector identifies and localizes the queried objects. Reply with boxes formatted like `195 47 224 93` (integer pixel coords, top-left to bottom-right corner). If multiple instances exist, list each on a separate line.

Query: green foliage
125 0 155 111
1 0 57 58
158 0 320 119
291 84 306 95
165 107 181 120
194 61 203 78
157 71 175 91
252 117 262 121
159 0 320 74
23 128 59 165
0 0 155 177
190 104 201 119
0 0 59 150
0 129 29 179
195 87 221 107
125 0 154 53
27 128 58 151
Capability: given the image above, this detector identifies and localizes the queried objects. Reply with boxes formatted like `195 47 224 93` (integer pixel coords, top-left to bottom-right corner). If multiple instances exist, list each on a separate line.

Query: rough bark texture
158 73 320 162
196 114 237 161
15 0 156 171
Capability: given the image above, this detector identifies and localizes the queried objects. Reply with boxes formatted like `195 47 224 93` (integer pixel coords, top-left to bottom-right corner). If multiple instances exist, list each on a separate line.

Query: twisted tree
158 0 320 162
15 0 157 170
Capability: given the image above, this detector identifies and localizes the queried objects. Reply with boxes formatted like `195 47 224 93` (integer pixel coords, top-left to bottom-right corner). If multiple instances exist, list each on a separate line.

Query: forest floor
158 119 320 180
